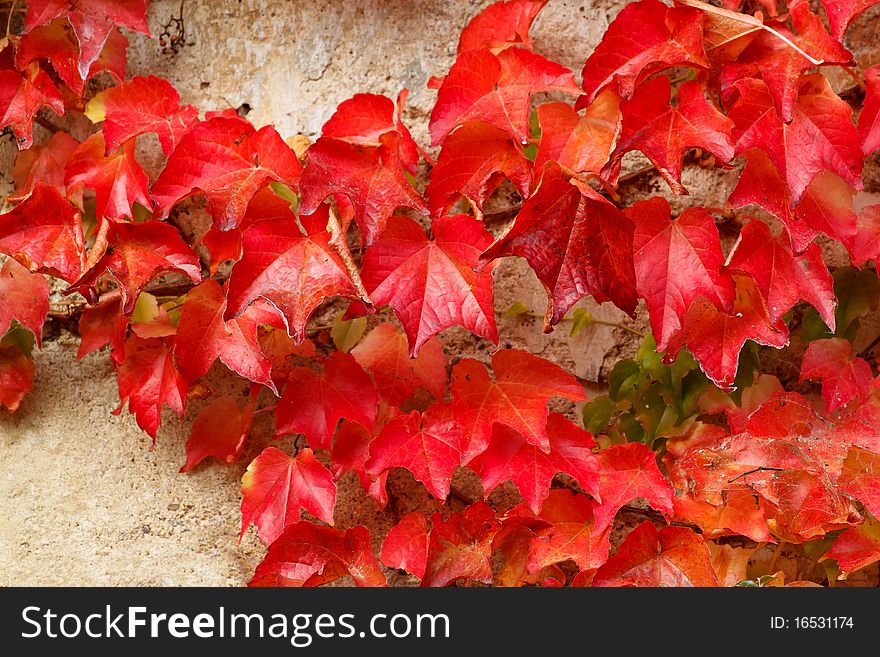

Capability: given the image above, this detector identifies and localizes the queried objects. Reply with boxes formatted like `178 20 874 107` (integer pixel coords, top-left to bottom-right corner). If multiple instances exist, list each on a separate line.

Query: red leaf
838 446 880 520
821 518 880 579
249 522 386 587
113 335 187 439
860 64 880 156
425 121 532 219
472 414 599 513
592 522 719 587
0 257 49 347
793 171 858 254
275 352 378 450
627 197 734 351
8 131 78 203
451 348 586 459
319 91 419 175
673 489 774 543
380 511 429 579
85 75 200 155
579 0 708 104
65 132 150 221
728 74 862 202
456 0 547 54
525 489 611 574
70 221 201 314
0 62 64 149
330 419 388 508
358 214 498 356
727 219 836 329
24 0 150 79
152 116 302 230
482 162 637 327
811 0 880 40
298 132 427 246
224 217 360 342
15 19 127 96
604 77 735 194
534 92 620 174
667 274 789 389
727 148 819 253
350 323 446 405
0 344 35 412
593 442 675 532
800 338 873 415
422 501 500 587
0 183 84 282
429 46 580 146
76 295 126 362
240 446 337 544
366 402 463 500
180 395 254 472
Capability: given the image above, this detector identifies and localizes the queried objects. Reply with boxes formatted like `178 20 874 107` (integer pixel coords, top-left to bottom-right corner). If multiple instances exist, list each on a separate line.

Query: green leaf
582 396 616 434
330 311 367 353
1 322 36 357
569 308 593 337
269 182 300 211
609 359 640 401
132 292 160 324
505 301 531 318
832 267 880 341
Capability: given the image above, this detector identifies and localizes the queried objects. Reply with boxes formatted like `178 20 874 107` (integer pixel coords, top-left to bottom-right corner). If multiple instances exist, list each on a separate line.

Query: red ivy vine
2 0 880 587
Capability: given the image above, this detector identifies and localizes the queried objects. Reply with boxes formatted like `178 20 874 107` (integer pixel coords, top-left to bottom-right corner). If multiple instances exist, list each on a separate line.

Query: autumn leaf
180 394 255 472
627 197 734 351
76 295 126 363
85 75 200 155
8 131 78 203
0 344 35 413
482 162 637 328
0 61 64 149
808 0 880 41
592 522 719 587
838 446 880 520
860 64 880 156
604 77 735 194
358 214 498 356
451 348 586 459
456 0 547 54
240 446 337 545
0 256 49 348
275 352 378 451
249 522 386 587
800 338 873 415
821 518 880 579
421 501 500 587
533 92 620 174
330 419 389 508
380 511 430 580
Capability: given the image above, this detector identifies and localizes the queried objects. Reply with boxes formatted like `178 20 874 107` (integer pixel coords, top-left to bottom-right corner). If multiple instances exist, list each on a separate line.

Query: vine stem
516 310 644 338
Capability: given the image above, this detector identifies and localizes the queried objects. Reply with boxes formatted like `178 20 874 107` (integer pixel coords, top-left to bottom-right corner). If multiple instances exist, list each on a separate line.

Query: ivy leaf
174 279 280 390
366 402 463 501
85 75 200 155
728 74 862 202
113 335 187 440
152 116 302 231
319 91 420 175
425 121 532 219
249 522 385 587
820 518 880 579
593 442 675 532
579 0 708 104
76 296 126 362
358 214 498 356
727 148 819 253
24 0 150 79
350 323 446 406
838 446 880 520
627 197 734 351
471 414 599 513
180 394 255 472
421 501 500 587
451 348 586 459
456 0 547 54
298 132 427 246
800 338 873 415
8 131 79 203
429 46 580 146
380 511 430 580
525 489 611 574
604 77 735 194
65 133 150 221
673 488 774 543
224 217 361 343
592 522 719 587
727 219 836 329
240 446 337 545
482 162 638 328
667 275 789 390
0 258 49 348
810 0 880 41
330 419 389 509
70 221 202 314
860 64 880 156
0 62 64 149
0 342 35 413
275 352 378 451
533 92 620 174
